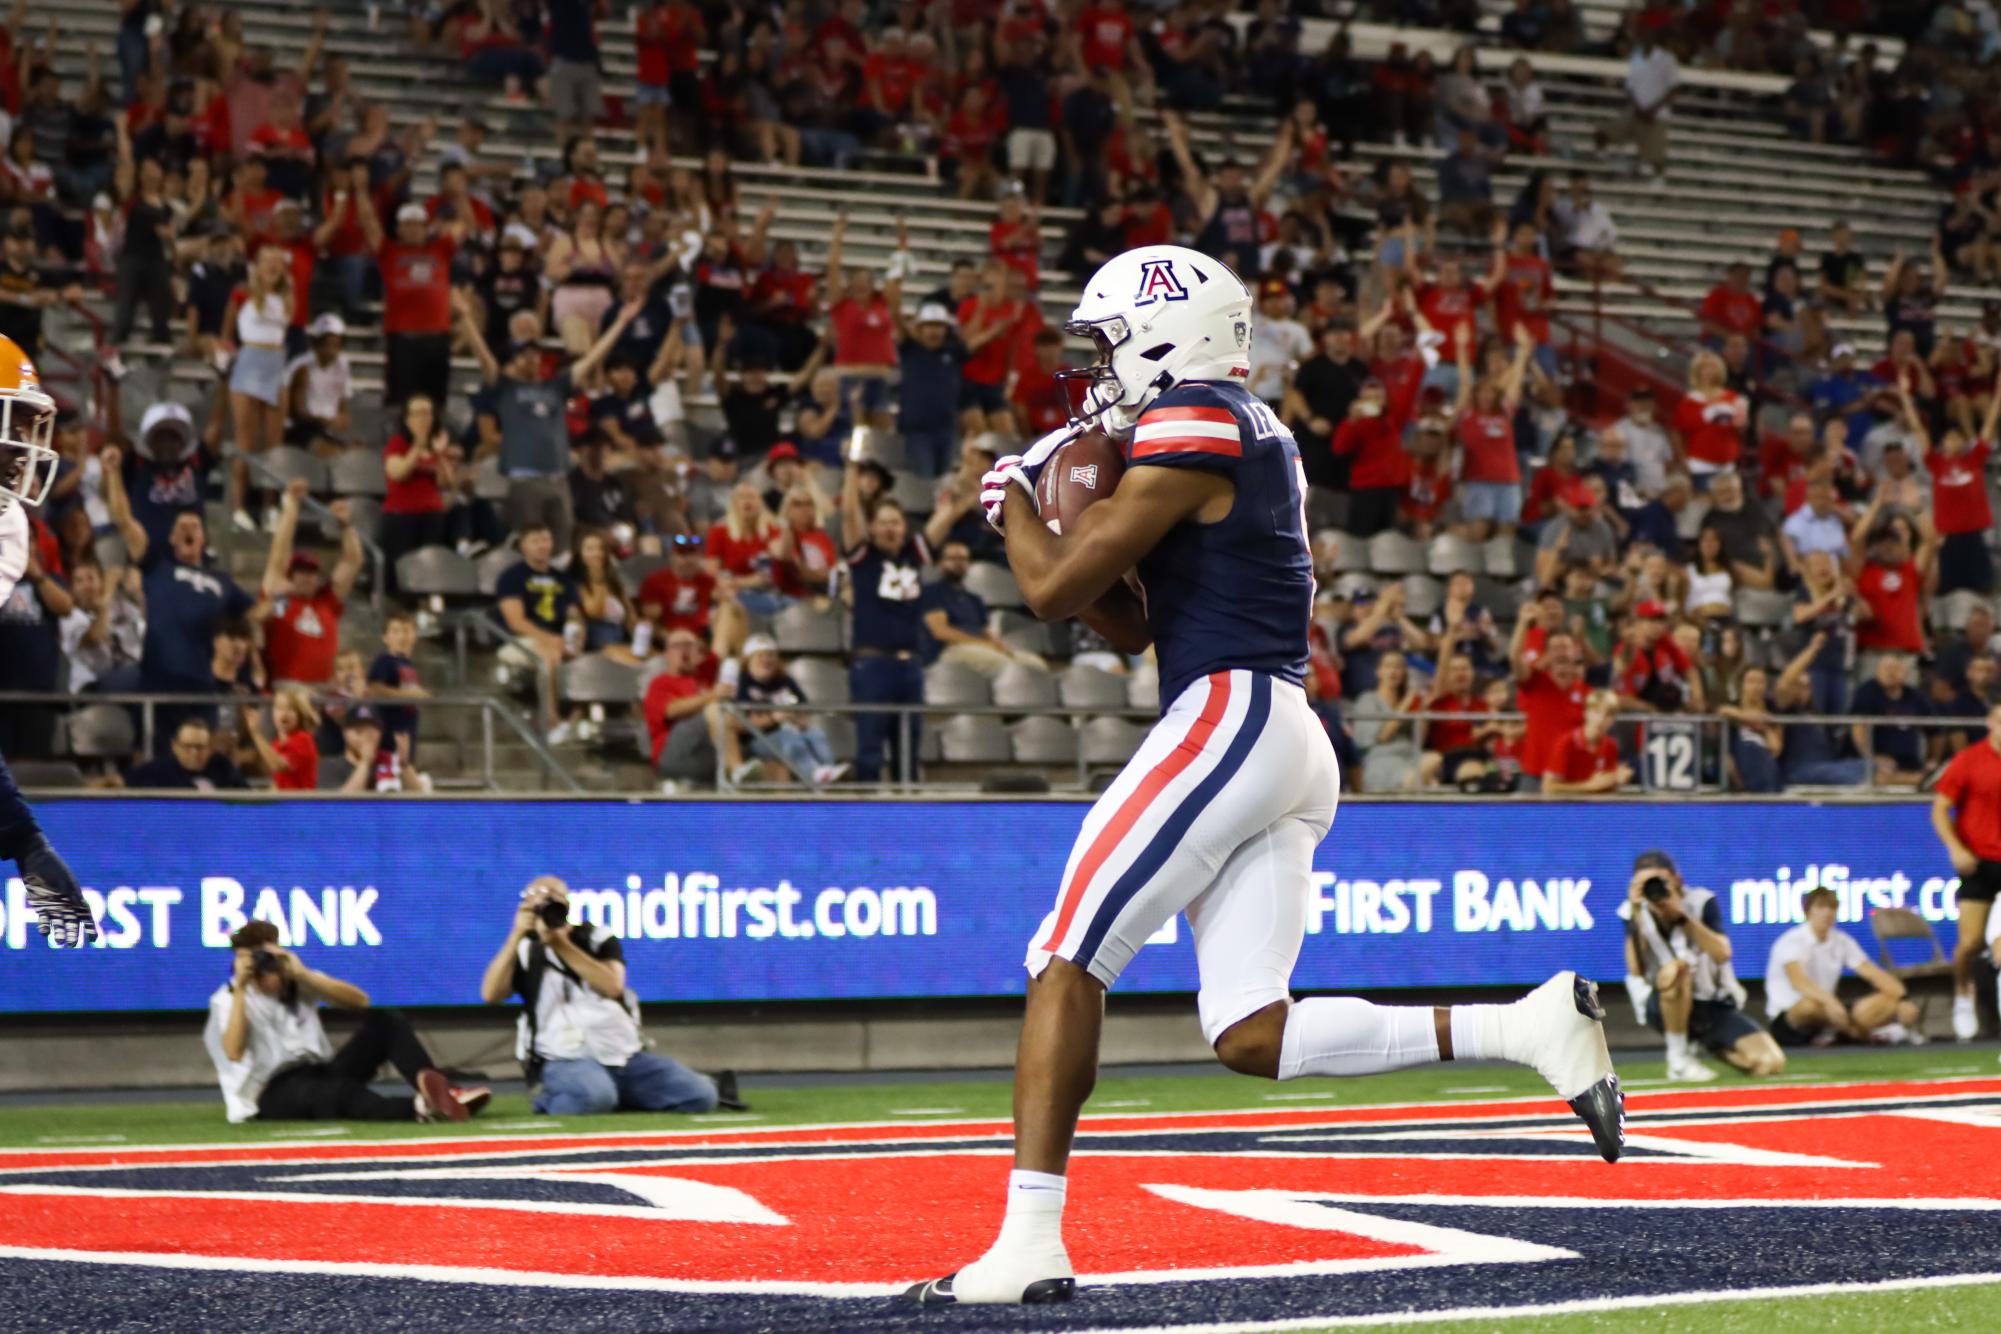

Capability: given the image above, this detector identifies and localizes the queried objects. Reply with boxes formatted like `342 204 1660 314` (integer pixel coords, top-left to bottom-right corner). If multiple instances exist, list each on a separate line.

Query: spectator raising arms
260 480 362 687
1901 371 1998 596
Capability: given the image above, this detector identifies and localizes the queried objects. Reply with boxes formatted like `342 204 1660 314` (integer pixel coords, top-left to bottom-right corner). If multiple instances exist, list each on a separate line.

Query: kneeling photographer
480 877 741 1116
1620 850 1786 1083
203 921 488 1123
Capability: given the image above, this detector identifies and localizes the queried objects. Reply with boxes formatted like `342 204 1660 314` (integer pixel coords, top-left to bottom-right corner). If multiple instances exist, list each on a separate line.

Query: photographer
479 877 739 1116
202 920 487 1124
1620 850 1785 1082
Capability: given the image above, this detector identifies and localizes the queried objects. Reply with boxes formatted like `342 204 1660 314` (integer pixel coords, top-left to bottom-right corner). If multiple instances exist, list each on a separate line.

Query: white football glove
980 455 1030 531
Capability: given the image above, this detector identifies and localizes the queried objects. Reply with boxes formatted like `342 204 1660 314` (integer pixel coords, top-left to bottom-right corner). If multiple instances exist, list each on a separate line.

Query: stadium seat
318 755 353 789
1401 574 1444 620
560 654 641 704
68 703 135 759
1931 590 1991 632
1733 588 1794 628
330 448 387 498
1427 534 1483 575
1333 573 1380 601
992 662 1059 710
773 602 845 654
923 661 992 708
339 496 383 545
790 656 850 706
477 547 523 597
890 471 935 516
253 446 332 495
1081 716 1144 766
1009 715 1078 765
470 455 511 502
1126 669 1160 712
994 612 1053 657
1367 531 1424 575
1480 536 1521 579
396 546 480 599
1059 663 1126 710
619 553 668 588
938 714 1010 764
7 760 85 790
1325 531 1369 573
1476 576 1523 623
963 561 1024 610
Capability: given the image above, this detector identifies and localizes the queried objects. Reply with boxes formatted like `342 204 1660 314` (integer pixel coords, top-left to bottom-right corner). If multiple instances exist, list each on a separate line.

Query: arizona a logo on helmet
1133 257 1189 307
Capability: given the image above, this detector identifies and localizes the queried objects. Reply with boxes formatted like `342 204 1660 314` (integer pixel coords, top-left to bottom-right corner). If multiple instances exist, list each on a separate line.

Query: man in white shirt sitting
1765 887 1921 1046
481 877 739 1115
203 920 488 1123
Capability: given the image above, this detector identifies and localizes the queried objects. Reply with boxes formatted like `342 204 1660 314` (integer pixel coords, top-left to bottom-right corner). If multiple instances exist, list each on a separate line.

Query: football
1033 431 1126 534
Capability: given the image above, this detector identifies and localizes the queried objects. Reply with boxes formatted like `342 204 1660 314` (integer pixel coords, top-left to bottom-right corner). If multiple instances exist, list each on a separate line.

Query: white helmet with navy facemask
1058 245 1253 435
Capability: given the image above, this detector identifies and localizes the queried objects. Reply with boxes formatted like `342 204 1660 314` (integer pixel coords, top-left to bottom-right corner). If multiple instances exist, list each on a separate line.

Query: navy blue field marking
4 1204 2001 1334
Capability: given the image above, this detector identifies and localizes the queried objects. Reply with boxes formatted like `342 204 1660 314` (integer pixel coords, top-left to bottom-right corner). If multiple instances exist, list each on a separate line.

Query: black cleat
710 1069 749 1112
1513 972 1626 1163
1568 1072 1626 1164
902 1273 1076 1306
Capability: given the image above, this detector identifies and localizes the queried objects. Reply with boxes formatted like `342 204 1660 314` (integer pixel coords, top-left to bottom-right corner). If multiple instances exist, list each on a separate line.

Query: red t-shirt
1928 439 1994 535
1518 669 1589 780
752 266 817 322
1417 282 1479 361
248 121 312 164
1522 466 1572 527
265 590 344 684
863 53 918 115
270 729 319 791
1403 455 1453 526
636 3 703 82
1760 438 1814 506
990 218 1040 292
229 185 282 239
1078 6 1134 67
1699 284 1762 337
639 567 715 634
1494 253 1552 343
1456 408 1518 484
829 297 897 365
644 672 708 763
960 295 1027 385
774 528 838 598
1616 637 1694 704
1674 391 1747 468
1011 360 1069 435
382 434 446 515
319 187 373 259
378 237 456 335
705 521 776 576
1547 726 1621 783
1856 559 1924 651
1424 692 1487 752
1937 739 2001 860
1370 353 1424 413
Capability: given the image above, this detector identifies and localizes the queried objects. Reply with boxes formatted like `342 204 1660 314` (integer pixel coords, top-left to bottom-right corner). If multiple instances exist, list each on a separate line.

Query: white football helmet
0 333 58 514
1058 245 1253 434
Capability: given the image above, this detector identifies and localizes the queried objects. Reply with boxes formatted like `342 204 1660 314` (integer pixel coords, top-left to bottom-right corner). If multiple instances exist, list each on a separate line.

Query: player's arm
1933 790 1978 873
1853 956 1906 1001
1001 466 1230 622
1077 577 1152 656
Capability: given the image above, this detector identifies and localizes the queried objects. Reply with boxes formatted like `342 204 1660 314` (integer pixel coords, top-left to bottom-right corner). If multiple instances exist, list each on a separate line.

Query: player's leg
1953 891 1992 1040
909 671 1279 1306
1850 989 1900 1033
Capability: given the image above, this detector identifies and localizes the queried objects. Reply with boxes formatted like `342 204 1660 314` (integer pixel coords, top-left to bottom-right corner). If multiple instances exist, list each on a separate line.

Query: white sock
1665 1031 1689 1064
1277 998 1439 1080
991 1169 1067 1255
1447 1003 1511 1063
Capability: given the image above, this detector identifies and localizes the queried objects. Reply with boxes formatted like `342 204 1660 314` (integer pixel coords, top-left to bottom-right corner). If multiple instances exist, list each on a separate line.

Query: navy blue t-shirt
494 561 578 635
0 571 65 694
1850 679 1931 771
139 550 253 690
898 337 966 435
847 537 930 652
546 0 598 61
917 577 987 664
367 651 422 744
124 453 212 557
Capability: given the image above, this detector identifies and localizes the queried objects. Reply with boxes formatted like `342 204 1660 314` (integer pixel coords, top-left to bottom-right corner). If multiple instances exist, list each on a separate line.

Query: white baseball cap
307 313 346 338
396 203 428 224
742 634 779 657
916 302 954 326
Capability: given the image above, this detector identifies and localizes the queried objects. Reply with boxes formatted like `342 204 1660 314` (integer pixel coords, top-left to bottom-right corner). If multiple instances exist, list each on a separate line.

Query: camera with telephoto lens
537 898 569 928
1641 876 1672 903
251 948 284 974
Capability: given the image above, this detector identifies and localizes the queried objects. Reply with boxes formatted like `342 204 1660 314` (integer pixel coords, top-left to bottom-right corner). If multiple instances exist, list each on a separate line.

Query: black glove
17 836 96 949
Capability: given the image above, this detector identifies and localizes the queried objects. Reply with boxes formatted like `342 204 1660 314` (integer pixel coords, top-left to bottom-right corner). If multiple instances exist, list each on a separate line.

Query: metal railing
0 690 580 793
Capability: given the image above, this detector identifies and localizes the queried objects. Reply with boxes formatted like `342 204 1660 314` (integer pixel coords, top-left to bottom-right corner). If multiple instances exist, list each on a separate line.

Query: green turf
1300 1278 2001 1332
0 1042 1986 1149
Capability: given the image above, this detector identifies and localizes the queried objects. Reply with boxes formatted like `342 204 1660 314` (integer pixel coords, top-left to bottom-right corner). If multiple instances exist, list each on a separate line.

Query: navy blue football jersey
1123 379 1314 707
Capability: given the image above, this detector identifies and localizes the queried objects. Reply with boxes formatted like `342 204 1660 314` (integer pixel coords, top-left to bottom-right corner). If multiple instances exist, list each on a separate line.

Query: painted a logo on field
1133 258 1188 307
3 1081 2000 1301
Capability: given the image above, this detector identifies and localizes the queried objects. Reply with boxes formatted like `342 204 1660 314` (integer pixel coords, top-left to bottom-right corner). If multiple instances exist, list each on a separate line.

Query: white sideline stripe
1132 419 1239 443
887 1108 966 1116
0 1182 795 1225
34 1136 127 1145
1094 1100 1154 1108
276 1128 349 1138
4 1077 1994 1161
0 1245 901 1298
1197 1192 2001 1212
1063 1269 2001 1333
1440 1086 1509 1095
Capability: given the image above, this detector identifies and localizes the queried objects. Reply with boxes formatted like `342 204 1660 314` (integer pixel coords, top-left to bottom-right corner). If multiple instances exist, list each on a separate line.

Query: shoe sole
455 1088 493 1116
1563 975 1625 1165
901 1274 1075 1306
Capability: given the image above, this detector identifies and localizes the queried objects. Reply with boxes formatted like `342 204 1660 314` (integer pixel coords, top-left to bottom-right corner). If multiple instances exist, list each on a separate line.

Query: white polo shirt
1763 923 1869 1017
202 982 334 1122
1626 46 1680 118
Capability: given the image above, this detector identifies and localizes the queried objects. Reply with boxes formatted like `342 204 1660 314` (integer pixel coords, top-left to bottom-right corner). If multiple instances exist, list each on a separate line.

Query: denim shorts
1458 481 1523 524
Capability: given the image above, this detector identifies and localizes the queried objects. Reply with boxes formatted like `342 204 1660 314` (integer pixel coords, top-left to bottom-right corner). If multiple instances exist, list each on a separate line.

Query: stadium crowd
0 0 1996 796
